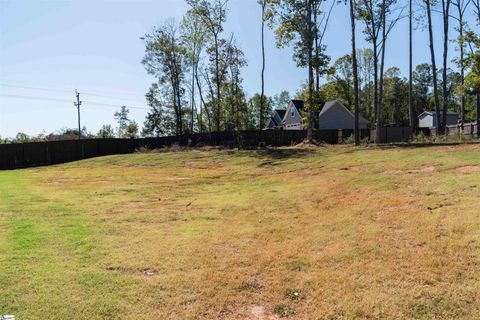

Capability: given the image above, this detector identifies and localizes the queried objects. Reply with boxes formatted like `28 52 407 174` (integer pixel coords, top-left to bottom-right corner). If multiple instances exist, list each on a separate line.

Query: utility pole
74 89 82 140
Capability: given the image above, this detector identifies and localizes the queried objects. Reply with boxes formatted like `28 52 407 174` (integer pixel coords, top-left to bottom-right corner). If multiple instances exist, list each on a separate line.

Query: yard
1 144 480 319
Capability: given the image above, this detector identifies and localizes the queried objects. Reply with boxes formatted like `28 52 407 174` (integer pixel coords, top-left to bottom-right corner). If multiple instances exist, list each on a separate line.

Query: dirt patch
382 169 404 174
139 268 157 276
408 166 436 173
167 176 192 181
246 306 280 320
382 166 436 174
454 166 480 174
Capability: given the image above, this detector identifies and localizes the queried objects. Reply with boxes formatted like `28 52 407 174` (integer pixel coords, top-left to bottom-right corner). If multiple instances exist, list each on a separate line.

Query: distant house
266 99 370 130
283 100 305 130
318 100 370 130
267 109 286 129
418 111 459 128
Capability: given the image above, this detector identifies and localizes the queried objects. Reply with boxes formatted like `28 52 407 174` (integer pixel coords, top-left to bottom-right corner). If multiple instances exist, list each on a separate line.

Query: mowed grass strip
0 145 479 319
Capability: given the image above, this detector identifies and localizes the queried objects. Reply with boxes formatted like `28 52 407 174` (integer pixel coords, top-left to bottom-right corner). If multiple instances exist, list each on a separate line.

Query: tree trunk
457 3 465 129
214 34 221 133
350 0 360 145
196 67 210 133
426 0 441 134
306 0 314 143
314 3 320 94
191 55 196 134
378 0 387 134
373 40 379 142
260 1 266 130
408 0 414 129
441 0 451 135
477 94 480 136
176 75 183 136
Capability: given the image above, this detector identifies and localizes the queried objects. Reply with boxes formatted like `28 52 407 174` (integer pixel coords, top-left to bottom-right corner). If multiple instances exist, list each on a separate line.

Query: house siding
318 101 369 130
283 102 303 130
419 113 459 128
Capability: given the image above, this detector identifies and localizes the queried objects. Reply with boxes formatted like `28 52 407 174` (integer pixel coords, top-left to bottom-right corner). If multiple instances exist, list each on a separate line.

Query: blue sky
0 0 476 137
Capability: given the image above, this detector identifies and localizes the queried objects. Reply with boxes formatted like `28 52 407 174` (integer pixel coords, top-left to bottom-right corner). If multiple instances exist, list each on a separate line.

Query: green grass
0 144 480 319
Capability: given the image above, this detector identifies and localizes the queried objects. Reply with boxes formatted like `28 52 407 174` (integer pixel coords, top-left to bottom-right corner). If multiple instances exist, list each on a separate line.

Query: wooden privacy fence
430 123 479 136
370 126 414 144
0 129 367 169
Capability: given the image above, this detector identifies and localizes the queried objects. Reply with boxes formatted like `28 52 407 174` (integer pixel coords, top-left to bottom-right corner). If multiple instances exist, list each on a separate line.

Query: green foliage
142 21 188 135
249 93 273 129
272 90 291 109
125 121 139 139
97 125 115 138
114 106 130 138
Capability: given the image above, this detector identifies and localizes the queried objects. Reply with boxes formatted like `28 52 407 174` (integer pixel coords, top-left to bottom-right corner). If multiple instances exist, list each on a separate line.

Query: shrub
284 288 304 301
274 304 296 317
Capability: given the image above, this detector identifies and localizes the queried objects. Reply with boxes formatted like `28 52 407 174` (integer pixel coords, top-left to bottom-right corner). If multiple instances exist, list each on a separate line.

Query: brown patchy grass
0 144 480 319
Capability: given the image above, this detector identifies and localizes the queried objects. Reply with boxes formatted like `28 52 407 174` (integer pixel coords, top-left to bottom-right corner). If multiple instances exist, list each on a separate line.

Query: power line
0 83 146 104
0 83 72 94
0 93 150 110
0 81 147 100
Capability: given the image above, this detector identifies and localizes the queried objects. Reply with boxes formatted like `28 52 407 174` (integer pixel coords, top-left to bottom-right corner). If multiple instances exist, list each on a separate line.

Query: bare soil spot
454 166 480 174
384 166 437 174
246 306 280 320
167 176 191 181
408 166 436 173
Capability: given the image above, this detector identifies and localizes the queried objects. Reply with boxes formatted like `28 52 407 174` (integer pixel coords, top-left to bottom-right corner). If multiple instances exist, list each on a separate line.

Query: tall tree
452 0 471 128
188 0 228 133
313 0 335 94
440 0 452 134
225 39 248 130
425 0 441 133
114 106 130 138
267 0 329 142
356 0 400 142
142 21 187 136
408 0 414 128
142 83 176 137
464 31 480 134
349 0 361 145
182 6 209 134
260 0 267 129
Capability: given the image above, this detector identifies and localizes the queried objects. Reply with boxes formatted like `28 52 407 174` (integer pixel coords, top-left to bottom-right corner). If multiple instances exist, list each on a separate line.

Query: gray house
283 100 304 130
418 111 459 128
266 99 370 130
318 100 370 130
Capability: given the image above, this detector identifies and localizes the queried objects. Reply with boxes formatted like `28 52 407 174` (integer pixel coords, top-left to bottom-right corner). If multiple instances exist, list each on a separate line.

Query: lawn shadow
247 147 321 167
374 141 480 150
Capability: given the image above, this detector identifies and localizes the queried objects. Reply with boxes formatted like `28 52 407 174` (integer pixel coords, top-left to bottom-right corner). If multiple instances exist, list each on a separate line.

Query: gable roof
319 100 370 124
290 100 304 111
268 109 287 127
275 109 286 120
419 111 459 118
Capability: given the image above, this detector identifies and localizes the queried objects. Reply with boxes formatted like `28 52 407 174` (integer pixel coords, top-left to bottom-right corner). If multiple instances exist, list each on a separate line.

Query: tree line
1 0 478 145
138 0 479 145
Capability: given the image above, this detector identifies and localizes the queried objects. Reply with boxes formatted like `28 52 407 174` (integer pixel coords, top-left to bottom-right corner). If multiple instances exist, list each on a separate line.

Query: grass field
1 144 480 319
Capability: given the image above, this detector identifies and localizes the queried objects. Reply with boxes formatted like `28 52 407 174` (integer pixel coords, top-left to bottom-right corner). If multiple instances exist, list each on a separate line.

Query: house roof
275 109 286 120
291 100 304 111
319 100 370 124
419 111 459 117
